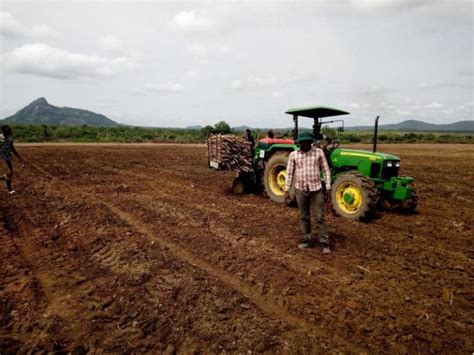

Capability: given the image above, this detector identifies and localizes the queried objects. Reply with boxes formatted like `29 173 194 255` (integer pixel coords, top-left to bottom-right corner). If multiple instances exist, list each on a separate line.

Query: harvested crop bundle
207 134 253 173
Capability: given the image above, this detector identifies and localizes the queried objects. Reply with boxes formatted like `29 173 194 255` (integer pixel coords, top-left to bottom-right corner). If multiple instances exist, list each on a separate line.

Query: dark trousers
295 189 329 245
1 160 13 192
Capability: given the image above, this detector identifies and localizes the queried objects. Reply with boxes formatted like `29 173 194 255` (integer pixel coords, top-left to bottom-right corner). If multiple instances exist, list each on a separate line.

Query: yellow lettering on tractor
340 152 381 161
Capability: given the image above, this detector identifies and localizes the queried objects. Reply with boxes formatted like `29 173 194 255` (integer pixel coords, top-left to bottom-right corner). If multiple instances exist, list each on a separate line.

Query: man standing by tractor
284 132 332 253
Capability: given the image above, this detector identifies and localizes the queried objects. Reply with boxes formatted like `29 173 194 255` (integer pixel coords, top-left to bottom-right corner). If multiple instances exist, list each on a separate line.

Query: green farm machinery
208 106 418 221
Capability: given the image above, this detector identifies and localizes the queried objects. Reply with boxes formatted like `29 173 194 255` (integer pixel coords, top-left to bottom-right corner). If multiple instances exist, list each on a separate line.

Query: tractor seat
258 138 295 145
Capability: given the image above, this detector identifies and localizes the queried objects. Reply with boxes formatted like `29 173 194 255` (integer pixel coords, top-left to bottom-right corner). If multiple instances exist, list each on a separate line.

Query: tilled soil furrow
4 167 351 353
52 151 473 261
3 143 472 353
97 191 472 353
26 166 365 352
99 200 365 352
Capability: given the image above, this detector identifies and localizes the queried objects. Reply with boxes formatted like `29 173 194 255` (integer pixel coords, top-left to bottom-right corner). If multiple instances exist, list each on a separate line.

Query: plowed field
1 143 472 353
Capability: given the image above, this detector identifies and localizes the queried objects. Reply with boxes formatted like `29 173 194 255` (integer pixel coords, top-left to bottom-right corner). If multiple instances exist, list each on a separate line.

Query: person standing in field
244 128 255 150
1 125 23 194
284 132 332 253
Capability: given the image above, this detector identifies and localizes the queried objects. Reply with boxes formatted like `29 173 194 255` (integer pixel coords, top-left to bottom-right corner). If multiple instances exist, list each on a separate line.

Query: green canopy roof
285 106 350 119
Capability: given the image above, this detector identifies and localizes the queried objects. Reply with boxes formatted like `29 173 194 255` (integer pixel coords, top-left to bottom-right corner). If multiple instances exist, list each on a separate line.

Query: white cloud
418 81 472 90
216 45 232 54
98 35 123 53
230 75 279 91
359 85 395 96
424 101 444 109
349 0 425 10
0 12 25 38
183 70 197 79
0 11 57 39
3 43 136 80
186 43 233 56
31 24 56 37
187 43 207 54
254 76 277 86
172 10 213 31
230 80 243 90
133 82 184 96
146 82 183 92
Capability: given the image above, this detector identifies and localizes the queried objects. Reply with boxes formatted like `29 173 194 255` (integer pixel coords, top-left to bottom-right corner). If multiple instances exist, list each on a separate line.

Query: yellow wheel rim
269 165 287 196
335 182 363 214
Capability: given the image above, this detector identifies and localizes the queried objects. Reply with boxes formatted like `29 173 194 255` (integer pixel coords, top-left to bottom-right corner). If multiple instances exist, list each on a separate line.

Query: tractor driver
315 134 332 152
284 132 332 254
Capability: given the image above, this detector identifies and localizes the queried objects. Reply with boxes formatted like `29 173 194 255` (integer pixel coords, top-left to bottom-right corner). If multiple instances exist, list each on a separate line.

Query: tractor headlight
386 161 393 167
395 162 400 167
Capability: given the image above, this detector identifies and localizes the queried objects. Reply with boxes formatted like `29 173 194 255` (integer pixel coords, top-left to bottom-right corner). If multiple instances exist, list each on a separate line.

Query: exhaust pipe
373 115 380 153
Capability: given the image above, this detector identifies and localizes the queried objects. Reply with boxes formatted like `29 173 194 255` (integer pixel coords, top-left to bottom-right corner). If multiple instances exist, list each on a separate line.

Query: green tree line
4 123 473 144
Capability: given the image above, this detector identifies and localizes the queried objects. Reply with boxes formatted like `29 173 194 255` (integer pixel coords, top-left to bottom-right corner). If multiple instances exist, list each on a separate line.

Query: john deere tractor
251 106 417 221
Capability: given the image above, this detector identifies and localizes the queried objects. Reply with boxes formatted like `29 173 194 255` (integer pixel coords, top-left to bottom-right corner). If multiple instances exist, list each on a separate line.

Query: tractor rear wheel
263 152 295 205
331 172 378 221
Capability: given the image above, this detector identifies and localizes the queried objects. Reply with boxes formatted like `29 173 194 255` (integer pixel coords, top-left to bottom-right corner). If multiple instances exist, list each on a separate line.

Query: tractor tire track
8 144 472 353
20 158 366 352
100 200 364 352
64 156 472 263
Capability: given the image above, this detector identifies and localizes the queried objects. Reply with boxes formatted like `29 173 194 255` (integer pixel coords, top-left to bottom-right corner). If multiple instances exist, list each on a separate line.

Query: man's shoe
322 246 331 254
298 241 315 249
298 242 310 249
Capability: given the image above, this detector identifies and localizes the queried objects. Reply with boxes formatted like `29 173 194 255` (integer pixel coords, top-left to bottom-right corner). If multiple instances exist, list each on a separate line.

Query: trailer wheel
331 172 378 221
232 177 246 194
232 173 255 195
263 152 295 205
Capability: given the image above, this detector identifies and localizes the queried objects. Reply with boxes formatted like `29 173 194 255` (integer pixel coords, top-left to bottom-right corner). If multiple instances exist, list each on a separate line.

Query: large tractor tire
263 152 295 205
331 172 378 221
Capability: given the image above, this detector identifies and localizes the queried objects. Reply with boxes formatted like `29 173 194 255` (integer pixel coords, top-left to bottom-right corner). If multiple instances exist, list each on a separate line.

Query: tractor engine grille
370 163 381 178
381 164 399 179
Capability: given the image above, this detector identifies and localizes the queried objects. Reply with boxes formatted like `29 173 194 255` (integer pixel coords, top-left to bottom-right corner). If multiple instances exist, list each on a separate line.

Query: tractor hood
331 148 400 162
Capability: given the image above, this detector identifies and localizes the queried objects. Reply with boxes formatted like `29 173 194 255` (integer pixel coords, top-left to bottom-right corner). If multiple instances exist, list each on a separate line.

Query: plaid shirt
285 147 331 192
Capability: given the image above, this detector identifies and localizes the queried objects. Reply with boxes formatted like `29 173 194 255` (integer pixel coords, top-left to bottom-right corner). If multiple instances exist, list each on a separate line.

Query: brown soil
1 143 472 353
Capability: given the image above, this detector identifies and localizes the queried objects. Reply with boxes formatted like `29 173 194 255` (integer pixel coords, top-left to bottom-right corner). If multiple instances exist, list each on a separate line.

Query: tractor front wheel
399 185 418 212
263 153 295 205
331 173 378 221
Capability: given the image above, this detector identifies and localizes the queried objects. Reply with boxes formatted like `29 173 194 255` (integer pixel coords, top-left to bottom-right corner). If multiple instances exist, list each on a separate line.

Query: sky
0 0 473 128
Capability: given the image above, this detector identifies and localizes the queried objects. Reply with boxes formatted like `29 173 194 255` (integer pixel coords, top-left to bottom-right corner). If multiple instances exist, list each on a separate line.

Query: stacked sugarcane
207 134 253 173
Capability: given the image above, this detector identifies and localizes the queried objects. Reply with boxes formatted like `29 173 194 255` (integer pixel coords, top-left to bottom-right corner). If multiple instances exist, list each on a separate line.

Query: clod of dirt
72 345 89 354
441 287 453 304
164 344 176 355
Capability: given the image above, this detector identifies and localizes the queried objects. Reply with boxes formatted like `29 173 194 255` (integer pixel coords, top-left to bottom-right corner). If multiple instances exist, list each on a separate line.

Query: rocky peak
29 97 49 106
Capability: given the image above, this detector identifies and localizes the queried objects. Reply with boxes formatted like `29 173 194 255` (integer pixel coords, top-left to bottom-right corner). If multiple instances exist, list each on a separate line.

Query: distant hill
232 120 473 133
2 97 119 127
346 119 474 132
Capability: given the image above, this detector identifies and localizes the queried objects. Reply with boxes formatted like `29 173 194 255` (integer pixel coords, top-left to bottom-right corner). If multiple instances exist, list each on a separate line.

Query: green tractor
247 106 417 221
